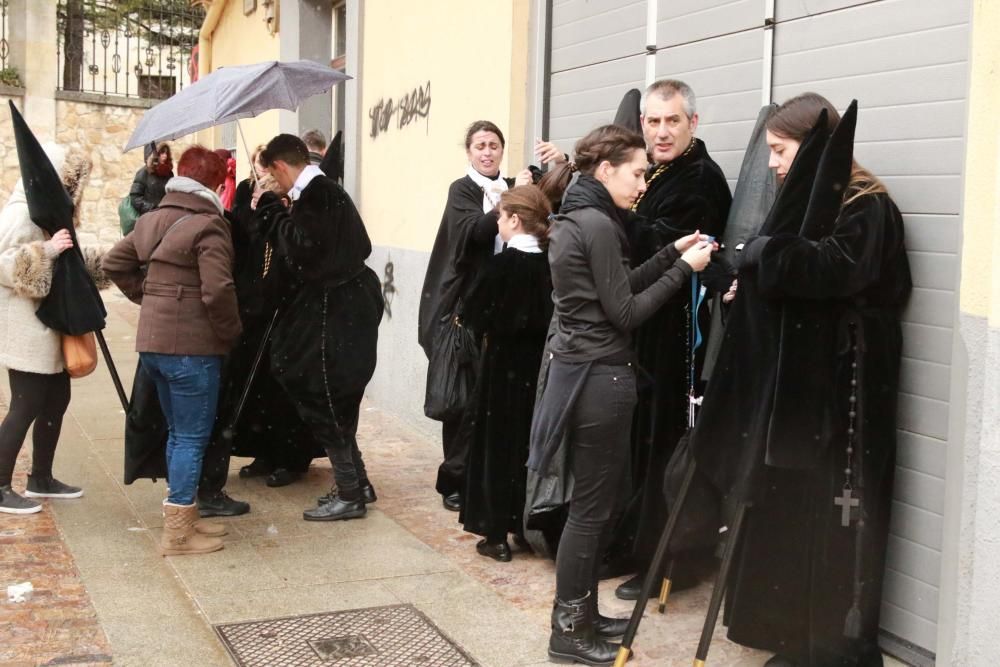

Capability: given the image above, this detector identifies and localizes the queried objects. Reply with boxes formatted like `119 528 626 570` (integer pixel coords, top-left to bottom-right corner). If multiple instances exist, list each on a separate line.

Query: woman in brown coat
104 146 242 556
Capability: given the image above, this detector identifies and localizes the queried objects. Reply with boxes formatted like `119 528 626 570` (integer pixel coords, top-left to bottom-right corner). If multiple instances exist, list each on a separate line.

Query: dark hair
212 148 232 162
768 92 886 204
464 120 505 149
176 145 227 190
499 185 552 249
573 124 645 174
301 129 327 152
537 162 576 213
259 133 310 168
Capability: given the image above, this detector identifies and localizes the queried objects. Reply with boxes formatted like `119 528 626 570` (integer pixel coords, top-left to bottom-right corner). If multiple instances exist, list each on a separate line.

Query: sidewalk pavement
0 291 901 667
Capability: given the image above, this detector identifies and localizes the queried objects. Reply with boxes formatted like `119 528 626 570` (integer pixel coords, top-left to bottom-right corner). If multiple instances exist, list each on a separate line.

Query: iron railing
56 0 204 100
1 0 10 74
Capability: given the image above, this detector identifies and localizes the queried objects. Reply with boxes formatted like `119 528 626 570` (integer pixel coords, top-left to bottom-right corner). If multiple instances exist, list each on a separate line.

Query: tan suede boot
164 500 227 536
160 502 224 556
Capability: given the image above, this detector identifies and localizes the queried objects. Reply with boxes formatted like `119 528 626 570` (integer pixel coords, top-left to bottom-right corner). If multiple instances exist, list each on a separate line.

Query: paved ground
0 291 905 667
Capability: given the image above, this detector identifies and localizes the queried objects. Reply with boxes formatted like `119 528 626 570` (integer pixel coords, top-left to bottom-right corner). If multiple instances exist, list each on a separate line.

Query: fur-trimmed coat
0 144 107 374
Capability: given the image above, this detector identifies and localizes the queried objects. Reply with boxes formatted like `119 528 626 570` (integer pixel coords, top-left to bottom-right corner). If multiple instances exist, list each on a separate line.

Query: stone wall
2 96 193 246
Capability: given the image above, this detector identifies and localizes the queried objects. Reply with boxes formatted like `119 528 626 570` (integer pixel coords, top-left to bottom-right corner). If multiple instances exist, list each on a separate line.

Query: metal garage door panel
889 501 944 551
657 0 760 47
654 29 764 187
549 54 645 152
905 251 959 292
775 0 966 44
895 431 948 478
886 534 942 589
902 214 961 255
855 138 965 180
900 322 953 366
551 0 646 72
896 391 949 441
893 467 946 515
853 101 966 143
899 357 951 403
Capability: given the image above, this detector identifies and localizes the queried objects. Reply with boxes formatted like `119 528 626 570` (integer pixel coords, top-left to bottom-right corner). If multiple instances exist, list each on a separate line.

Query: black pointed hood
8 100 106 335
319 130 344 182
9 100 74 237
612 89 642 135
759 108 829 237
800 99 857 240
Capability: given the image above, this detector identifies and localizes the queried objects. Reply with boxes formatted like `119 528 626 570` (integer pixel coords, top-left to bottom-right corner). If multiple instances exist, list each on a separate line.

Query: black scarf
560 173 628 226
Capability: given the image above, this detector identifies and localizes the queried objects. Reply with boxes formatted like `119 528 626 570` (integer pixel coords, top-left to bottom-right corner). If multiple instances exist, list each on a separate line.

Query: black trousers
0 370 71 487
555 363 636 602
436 411 471 497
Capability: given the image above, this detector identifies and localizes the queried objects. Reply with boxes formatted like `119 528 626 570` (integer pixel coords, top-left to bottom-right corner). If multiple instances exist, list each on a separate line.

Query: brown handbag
62 332 98 378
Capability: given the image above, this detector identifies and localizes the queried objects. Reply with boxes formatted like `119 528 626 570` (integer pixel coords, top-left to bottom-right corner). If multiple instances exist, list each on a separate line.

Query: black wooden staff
96 330 128 410
613 459 697 667
227 308 280 430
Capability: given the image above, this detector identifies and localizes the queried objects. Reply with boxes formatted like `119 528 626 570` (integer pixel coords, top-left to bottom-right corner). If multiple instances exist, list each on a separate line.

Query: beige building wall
358 0 530 252
197 0 282 180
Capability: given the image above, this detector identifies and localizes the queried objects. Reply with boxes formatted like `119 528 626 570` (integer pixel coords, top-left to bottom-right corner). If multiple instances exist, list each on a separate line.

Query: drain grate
214 604 479 666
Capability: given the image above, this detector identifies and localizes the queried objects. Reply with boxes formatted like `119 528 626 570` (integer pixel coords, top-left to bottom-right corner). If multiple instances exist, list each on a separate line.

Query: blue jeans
140 353 223 505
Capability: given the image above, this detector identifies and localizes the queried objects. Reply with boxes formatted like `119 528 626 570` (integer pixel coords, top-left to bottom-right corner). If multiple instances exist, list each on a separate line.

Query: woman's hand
45 229 74 256
681 241 713 272
535 139 567 165
673 230 717 253
514 168 533 187
722 279 738 303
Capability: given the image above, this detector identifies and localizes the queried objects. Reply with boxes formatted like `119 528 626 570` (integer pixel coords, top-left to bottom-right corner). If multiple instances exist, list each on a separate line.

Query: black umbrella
9 100 128 408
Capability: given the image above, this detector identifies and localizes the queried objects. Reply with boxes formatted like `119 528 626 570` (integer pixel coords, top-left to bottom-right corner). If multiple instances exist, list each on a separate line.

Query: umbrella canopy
124 60 351 151
9 101 106 335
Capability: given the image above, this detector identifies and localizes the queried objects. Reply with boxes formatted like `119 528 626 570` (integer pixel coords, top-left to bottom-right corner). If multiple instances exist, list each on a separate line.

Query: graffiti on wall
369 81 431 139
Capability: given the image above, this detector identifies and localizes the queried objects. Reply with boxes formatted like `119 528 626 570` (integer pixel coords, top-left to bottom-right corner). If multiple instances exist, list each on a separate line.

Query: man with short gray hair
610 78 733 601
300 129 327 166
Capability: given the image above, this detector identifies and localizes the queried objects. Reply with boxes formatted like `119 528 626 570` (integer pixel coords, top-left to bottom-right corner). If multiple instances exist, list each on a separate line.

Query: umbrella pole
95 330 128 411
236 120 260 189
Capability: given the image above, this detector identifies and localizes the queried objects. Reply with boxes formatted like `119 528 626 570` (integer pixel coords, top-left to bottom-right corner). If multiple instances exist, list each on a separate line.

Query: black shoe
442 491 461 512
318 483 376 505
765 656 798 667
476 539 512 562
548 593 619 666
614 574 654 601
303 495 367 522
238 459 273 479
197 491 251 517
0 485 42 515
266 468 302 488
24 475 83 499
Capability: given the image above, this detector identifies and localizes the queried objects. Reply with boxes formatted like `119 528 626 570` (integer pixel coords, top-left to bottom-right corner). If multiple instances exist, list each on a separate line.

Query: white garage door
546 0 970 661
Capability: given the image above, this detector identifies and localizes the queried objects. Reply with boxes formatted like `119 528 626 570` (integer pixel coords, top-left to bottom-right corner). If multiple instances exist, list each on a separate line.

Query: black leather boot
548 593 619 665
590 589 628 640
303 495 366 522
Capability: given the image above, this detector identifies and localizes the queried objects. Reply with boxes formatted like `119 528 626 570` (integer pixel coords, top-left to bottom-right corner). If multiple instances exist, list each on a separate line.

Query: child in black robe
459 186 554 562
253 134 384 522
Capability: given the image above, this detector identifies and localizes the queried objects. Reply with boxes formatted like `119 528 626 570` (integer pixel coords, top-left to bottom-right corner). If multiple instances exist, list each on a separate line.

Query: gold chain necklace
630 139 697 212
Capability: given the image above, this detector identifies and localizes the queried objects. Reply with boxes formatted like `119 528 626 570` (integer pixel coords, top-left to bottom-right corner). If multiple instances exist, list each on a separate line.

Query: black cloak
607 138 732 573
690 102 912 664
459 248 553 541
254 174 384 450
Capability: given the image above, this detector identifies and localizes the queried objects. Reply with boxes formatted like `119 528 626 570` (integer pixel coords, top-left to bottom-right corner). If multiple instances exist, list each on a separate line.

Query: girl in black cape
528 125 715 666
690 93 912 666
418 121 563 511
459 185 554 562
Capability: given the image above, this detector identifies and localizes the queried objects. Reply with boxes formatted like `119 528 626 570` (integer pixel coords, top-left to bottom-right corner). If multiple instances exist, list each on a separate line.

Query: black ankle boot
548 593 619 666
590 590 628 640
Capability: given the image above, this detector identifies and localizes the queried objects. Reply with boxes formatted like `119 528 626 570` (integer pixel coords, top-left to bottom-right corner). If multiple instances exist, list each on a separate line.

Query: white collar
288 165 325 201
505 233 542 253
466 164 508 213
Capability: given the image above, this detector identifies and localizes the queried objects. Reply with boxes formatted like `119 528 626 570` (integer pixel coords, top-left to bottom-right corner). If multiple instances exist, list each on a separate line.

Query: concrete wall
356 0 533 424
937 1 1000 664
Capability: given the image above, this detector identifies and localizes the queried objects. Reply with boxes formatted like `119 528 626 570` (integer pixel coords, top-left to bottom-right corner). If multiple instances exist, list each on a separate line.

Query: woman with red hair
104 145 242 557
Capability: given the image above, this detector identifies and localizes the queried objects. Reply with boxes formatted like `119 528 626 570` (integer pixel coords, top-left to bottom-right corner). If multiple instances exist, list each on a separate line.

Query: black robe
459 248 553 541
608 138 732 573
214 179 321 470
254 175 384 450
692 192 911 665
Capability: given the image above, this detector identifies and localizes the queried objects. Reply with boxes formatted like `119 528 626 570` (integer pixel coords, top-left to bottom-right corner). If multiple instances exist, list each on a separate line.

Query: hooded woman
129 141 174 215
0 144 106 514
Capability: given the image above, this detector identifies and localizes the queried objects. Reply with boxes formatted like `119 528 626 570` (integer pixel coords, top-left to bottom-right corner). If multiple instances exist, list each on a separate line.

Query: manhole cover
214 604 478 666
